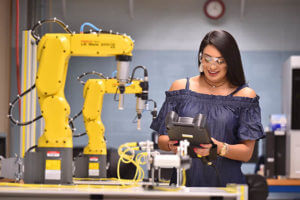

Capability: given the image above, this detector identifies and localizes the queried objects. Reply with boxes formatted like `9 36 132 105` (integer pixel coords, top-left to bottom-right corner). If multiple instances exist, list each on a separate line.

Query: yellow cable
152 186 182 191
73 177 119 181
117 143 139 186
158 179 170 183
0 182 134 189
182 169 186 186
116 142 148 186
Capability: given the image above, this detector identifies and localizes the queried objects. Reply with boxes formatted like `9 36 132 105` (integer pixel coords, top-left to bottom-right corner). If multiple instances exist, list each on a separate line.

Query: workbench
0 181 248 200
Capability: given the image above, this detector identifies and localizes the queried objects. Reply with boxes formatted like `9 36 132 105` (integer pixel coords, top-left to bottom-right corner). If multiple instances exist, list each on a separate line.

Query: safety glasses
200 53 226 65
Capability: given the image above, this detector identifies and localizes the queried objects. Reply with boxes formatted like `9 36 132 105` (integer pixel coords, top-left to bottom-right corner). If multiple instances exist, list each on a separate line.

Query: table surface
0 181 247 200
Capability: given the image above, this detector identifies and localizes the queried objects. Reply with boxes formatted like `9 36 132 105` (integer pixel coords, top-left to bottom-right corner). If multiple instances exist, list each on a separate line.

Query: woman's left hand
193 143 212 157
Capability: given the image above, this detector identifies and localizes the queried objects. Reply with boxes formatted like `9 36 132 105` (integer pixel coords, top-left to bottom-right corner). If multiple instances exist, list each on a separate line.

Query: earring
199 63 203 73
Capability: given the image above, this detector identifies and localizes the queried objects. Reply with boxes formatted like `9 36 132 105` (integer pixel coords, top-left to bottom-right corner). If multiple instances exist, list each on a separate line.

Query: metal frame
20 30 38 157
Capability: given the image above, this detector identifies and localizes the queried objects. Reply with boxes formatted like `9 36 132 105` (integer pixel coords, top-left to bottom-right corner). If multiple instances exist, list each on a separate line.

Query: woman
150 30 265 187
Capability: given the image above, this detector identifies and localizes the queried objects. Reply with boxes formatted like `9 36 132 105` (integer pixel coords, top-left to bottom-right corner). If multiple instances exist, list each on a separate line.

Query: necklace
203 76 226 88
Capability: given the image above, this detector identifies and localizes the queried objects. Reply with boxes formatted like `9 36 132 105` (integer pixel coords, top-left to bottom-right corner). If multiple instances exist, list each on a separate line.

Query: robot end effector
116 55 155 130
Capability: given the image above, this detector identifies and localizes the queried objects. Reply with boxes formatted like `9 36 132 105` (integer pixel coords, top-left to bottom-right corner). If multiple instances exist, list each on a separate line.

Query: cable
129 66 148 83
77 71 106 85
0 182 135 189
80 22 101 33
181 169 186 186
8 84 43 126
68 110 87 137
146 99 157 109
111 70 117 78
131 99 157 123
73 132 87 138
31 18 73 43
117 142 146 186
210 162 222 187
146 99 157 119
113 87 119 102
26 145 38 153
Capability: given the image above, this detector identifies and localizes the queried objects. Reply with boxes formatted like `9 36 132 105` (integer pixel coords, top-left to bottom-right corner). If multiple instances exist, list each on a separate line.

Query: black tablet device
165 111 211 146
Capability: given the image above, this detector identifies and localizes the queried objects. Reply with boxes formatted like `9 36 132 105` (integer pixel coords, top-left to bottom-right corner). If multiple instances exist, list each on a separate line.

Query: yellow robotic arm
36 33 133 149
31 32 134 184
73 73 148 178
82 79 142 156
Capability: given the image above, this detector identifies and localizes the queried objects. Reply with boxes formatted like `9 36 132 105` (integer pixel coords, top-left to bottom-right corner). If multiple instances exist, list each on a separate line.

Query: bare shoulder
169 79 187 91
234 87 257 98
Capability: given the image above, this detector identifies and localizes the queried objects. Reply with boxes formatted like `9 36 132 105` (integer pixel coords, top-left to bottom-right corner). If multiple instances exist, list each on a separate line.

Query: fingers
169 140 178 145
193 147 210 157
193 144 212 157
168 141 213 156
168 141 178 153
200 144 212 148
211 137 217 143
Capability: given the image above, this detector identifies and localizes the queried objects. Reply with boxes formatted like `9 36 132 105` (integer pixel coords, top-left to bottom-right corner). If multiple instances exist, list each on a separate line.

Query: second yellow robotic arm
82 79 142 155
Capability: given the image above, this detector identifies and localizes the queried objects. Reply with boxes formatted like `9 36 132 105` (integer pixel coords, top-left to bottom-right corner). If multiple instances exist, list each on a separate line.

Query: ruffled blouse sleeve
237 96 265 141
150 92 178 135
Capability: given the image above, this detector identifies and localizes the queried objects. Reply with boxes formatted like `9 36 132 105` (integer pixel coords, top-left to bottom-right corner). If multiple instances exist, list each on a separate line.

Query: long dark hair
198 30 246 86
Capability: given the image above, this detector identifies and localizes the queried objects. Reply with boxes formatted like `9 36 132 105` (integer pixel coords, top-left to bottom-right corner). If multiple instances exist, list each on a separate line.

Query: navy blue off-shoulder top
150 78 265 187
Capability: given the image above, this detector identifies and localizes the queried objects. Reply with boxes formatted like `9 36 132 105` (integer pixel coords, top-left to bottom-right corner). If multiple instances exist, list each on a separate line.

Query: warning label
45 160 61 180
47 151 60 157
89 157 99 162
89 163 99 176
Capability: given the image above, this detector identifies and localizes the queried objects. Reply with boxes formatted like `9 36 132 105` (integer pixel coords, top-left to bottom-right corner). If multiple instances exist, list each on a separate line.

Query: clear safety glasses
200 53 226 66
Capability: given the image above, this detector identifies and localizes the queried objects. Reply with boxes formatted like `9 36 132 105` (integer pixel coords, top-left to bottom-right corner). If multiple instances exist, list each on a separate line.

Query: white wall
45 0 300 51
9 0 300 156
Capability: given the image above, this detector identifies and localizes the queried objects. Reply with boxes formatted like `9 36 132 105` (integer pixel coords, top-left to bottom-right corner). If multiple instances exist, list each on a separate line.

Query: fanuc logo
81 40 100 47
80 40 116 48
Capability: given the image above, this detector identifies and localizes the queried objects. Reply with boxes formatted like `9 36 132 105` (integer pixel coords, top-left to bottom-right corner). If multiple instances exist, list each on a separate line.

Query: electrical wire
8 84 43 126
111 70 117 78
129 65 148 83
31 18 73 43
80 22 101 33
113 65 148 103
77 71 106 85
73 177 119 181
131 98 157 123
112 83 133 102
210 162 222 187
0 182 134 189
68 110 86 137
117 142 146 186
181 169 186 186
146 99 157 119
76 142 187 190
26 145 38 153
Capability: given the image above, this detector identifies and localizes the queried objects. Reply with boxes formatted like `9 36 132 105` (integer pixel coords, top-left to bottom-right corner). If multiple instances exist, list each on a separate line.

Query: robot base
74 154 107 178
24 147 73 184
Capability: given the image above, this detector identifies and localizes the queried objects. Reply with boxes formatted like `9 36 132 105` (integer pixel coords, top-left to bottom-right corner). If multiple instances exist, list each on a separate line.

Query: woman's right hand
168 140 178 153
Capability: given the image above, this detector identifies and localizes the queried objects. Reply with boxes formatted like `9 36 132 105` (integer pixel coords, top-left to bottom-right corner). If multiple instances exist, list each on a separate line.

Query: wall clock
204 0 225 20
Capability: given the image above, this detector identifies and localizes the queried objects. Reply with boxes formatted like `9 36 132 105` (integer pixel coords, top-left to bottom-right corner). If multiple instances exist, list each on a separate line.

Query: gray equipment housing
24 147 73 184
0 156 23 180
74 154 106 178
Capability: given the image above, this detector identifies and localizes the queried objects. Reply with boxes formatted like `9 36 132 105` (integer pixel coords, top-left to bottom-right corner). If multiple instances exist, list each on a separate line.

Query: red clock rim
203 0 225 20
